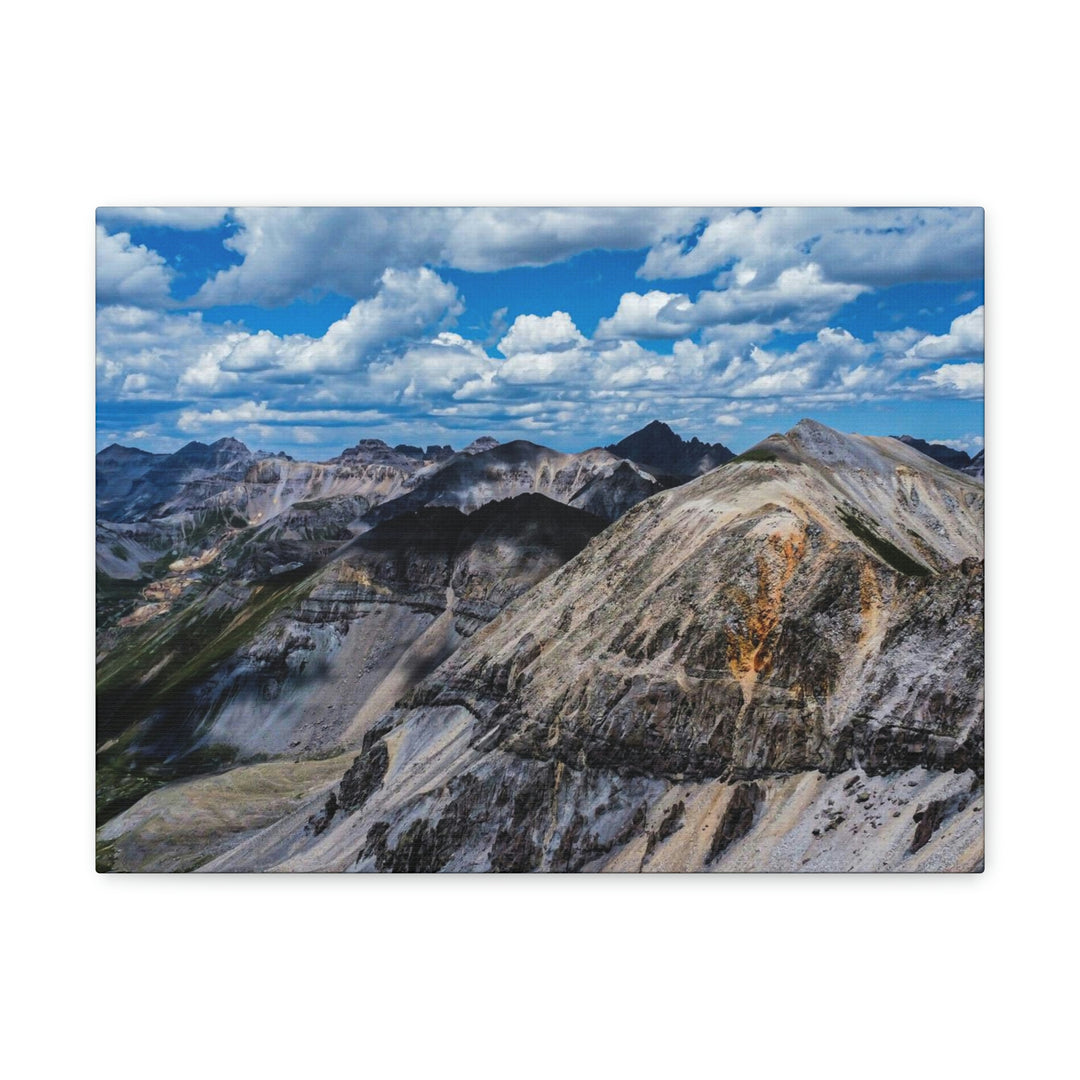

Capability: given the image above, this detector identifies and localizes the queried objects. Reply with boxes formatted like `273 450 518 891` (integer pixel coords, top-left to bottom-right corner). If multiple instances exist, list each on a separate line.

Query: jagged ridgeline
96 420 983 873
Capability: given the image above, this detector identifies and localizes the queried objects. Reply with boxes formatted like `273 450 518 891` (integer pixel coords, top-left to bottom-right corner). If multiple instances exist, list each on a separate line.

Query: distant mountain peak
97 443 158 460
463 436 500 455
325 439 461 468
891 435 972 471
209 436 251 454
329 438 426 468
169 437 252 462
606 420 734 478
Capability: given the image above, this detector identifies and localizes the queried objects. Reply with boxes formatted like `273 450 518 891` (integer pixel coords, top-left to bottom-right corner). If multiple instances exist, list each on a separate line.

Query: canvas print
95 207 984 872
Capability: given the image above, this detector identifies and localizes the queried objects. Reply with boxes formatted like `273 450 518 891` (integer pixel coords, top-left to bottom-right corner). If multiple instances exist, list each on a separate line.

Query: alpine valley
95 419 984 873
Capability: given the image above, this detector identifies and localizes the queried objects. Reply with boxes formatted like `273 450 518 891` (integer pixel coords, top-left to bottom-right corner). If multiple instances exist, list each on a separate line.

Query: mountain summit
463 436 500 455
606 420 734 478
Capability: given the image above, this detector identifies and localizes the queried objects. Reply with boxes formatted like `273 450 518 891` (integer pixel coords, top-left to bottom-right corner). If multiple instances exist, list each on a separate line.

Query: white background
3 2 1075 1077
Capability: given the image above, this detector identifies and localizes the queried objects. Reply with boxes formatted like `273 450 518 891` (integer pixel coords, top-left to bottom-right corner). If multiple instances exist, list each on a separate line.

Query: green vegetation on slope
97 565 317 739
730 447 778 464
95 568 314 823
96 729 240 827
838 506 932 577
95 562 321 830
95 572 146 629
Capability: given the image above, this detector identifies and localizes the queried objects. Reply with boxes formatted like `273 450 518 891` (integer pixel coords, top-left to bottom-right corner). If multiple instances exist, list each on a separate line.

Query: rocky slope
962 449 985 480
95 443 168 508
95 430 678 819
95 492 606 845
200 420 983 873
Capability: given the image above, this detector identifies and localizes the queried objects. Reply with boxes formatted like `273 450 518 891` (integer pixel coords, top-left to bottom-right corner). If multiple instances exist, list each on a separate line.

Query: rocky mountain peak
97 443 159 462
640 419 677 438
331 438 409 465
892 435 974 471
784 418 868 465
764 420 951 484
462 436 500 455
169 438 252 465
209 437 251 455
606 419 734 478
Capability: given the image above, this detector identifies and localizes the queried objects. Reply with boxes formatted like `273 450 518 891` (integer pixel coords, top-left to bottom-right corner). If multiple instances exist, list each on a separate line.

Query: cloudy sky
96 207 984 459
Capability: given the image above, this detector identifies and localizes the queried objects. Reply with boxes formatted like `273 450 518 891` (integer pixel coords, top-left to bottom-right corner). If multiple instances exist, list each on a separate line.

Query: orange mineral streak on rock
726 527 807 698
858 558 883 645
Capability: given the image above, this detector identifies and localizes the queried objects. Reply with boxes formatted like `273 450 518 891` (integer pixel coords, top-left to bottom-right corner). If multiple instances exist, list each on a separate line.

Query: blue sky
96 207 984 459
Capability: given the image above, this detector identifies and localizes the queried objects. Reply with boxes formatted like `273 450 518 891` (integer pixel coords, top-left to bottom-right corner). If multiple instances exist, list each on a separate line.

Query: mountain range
892 435 984 479
96 419 984 872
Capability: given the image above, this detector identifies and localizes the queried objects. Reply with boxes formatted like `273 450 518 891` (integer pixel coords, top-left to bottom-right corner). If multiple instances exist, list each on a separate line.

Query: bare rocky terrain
359 440 672 525
96 420 983 872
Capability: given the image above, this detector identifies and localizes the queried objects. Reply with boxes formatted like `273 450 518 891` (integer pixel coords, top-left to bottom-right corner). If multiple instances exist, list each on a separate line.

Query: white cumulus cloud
498 311 586 356
915 362 984 396
96 226 174 307
665 265 870 331
904 306 984 361
594 291 694 340
191 207 707 308
639 207 984 288
202 268 463 383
